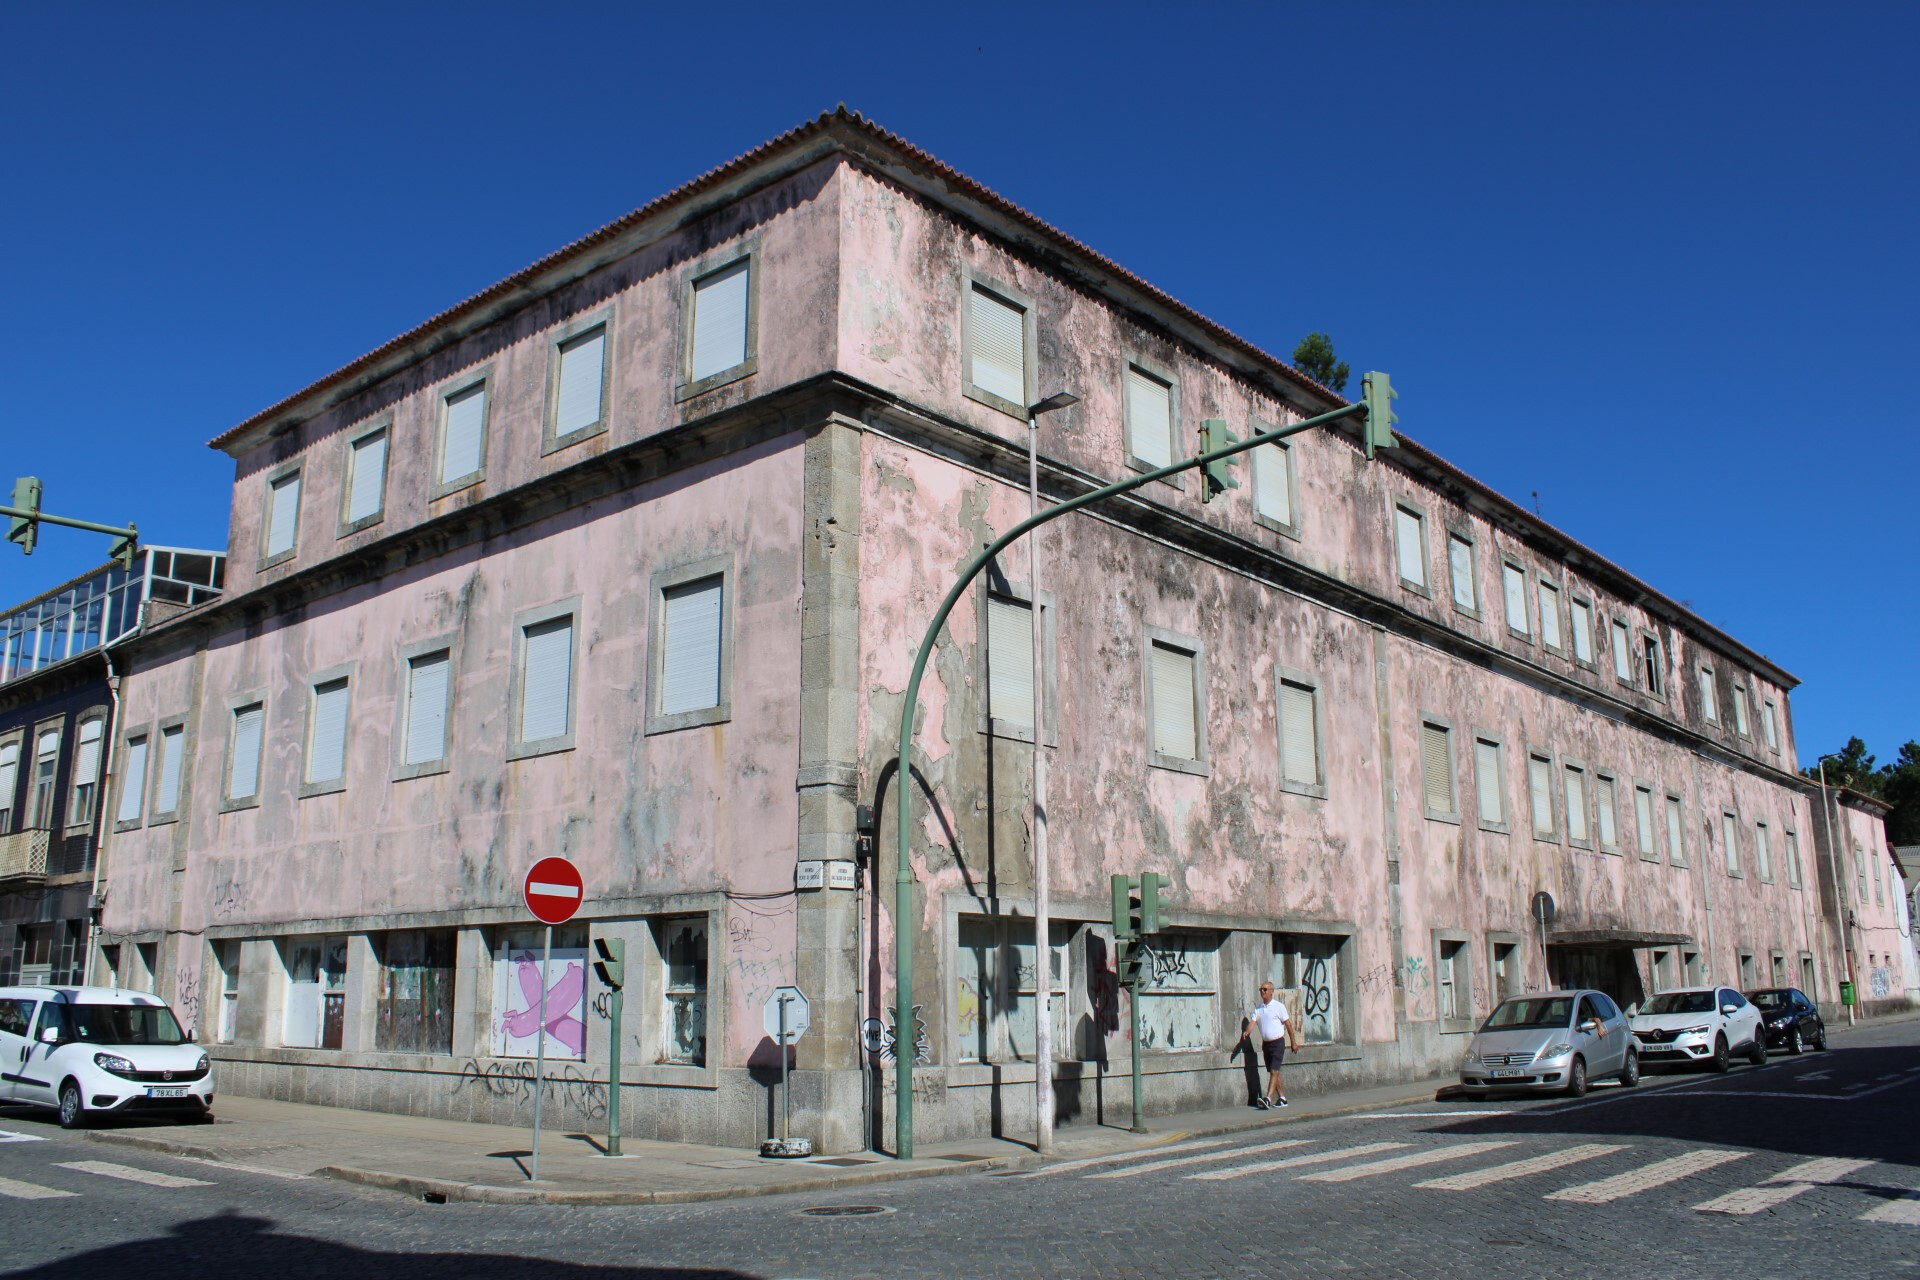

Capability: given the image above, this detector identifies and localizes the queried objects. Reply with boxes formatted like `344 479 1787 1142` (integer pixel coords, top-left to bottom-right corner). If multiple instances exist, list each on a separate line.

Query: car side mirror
1579 1019 1600 1033
39 1026 59 1044
185 1028 196 1043
1720 1004 1738 1016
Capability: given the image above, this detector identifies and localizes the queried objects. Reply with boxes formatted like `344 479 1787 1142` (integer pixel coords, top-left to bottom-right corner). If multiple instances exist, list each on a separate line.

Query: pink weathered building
94 111 1862 1150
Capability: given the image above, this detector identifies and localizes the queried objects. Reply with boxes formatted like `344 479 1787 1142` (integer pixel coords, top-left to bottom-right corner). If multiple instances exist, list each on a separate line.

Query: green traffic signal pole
889 395 1383 1158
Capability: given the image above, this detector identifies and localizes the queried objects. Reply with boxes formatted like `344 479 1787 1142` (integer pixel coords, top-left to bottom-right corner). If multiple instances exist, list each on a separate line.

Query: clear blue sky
3 4 1913 767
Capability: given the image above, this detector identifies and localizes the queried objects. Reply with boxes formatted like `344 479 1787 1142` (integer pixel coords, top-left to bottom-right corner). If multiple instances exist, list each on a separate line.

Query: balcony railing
0 827 52 884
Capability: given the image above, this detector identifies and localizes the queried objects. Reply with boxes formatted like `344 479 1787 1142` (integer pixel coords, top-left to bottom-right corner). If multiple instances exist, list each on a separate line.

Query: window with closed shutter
1569 600 1594 663
1529 755 1554 837
660 577 724 716
116 736 148 825
1126 366 1173 467
265 473 300 559
1448 534 1475 609
969 286 1026 407
1762 701 1779 750
1611 620 1633 683
1503 564 1528 634
1150 643 1197 761
1755 822 1772 880
1256 444 1293 526
405 653 451 766
68 718 103 825
156 725 184 814
690 259 750 382
346 431 387 525
1421 723 1452 814
0 740 18 829
228 704 264 801
1698 667 1719 722
307 680 350 785
1723 813 1741 874
1634 785 1655 854
1732 685 1751 736
1474 738 1503 824
986 595 1035 728
519 617 574 744
1595 774 1617 849
1537 582 1562 650
554 328 607 437
1394 507 1426 587
30 730 57 826
1564 765 1588 842
1785 830 1801 887
440 384 487 483
1278 680 1318 786
1665 795 1685 863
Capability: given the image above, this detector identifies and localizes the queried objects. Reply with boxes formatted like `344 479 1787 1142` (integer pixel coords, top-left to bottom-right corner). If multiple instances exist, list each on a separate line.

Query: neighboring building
1807 787 1916 1017
99 111 1832 1151
1894 845 1920 1006
0 550 224 987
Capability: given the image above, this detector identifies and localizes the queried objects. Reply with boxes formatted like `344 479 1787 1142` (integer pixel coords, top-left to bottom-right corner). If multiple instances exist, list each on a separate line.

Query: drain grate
811 1157 879 1167
795 1204 896 1217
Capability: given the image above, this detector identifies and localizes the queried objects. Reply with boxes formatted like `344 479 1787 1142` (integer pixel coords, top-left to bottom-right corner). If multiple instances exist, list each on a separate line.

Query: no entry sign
524 856 584 925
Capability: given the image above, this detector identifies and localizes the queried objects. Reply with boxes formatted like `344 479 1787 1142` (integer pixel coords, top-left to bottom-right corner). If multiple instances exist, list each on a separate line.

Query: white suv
0 985 213 1128
1628 985 1766 1072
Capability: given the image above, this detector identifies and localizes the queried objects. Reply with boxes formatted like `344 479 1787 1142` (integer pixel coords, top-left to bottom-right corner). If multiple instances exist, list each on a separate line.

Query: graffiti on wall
452 1058 608 1121
491 947 586 1059
1870 965 1893 999
172 966 201 1028
878 1004 931 1064
726 896 793 1037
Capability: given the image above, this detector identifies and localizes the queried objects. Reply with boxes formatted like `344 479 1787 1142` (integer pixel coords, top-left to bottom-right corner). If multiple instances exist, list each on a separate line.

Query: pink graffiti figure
503 953 585 1055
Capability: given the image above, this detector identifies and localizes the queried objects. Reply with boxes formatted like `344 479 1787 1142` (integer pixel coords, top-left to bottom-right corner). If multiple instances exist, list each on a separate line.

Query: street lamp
1816 751 1858 1026
1025 390 1076 1155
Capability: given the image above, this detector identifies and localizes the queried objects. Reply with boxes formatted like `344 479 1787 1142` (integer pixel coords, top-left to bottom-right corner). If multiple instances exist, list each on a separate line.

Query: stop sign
524 856 584 925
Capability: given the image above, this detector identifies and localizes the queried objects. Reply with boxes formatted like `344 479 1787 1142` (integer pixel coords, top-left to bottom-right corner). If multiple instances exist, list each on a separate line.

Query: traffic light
109 522 138 572
592 936 625 990
1140 871 1168 936
1361 371 1398 459
1197 419 1241 503
1112 871 1171 940
7 477 42 554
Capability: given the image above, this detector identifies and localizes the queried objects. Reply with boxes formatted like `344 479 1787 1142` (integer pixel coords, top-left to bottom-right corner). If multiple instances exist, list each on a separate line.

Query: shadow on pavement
9 1211 764 1280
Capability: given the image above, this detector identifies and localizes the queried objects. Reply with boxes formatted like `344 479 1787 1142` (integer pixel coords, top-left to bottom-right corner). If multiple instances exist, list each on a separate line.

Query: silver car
1458 989 1640 1097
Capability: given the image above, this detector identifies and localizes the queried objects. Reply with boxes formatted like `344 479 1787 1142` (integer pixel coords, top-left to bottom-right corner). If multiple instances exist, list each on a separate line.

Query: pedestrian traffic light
592 936 625 990
1197 419 1241 503
7 477 42 555
109 522 138 572
1361 372 1398 460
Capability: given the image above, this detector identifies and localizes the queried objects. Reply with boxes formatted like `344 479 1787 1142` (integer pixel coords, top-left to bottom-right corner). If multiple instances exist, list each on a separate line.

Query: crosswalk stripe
1860 1192 1920 1225
1188 1141 1409 1182
1300 1141 1514 1183
1547 1149 1747 1204
56 1160 212 1189
0 1175 77 1200
1029 1138 1229 1177
1415 1144 1627 1191
1086 1139 1309 1179
1695 1157 1876 1215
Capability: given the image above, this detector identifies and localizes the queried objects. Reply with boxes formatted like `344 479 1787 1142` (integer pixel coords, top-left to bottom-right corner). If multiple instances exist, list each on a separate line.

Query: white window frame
339 419 391 537
508 599 582 759
1563 758 1592 850
1251 423 1302 540
1275 665 1326 799
646 556 734 735
394 638 456 781
1501 559 1531 641
1632 781 1657 862
65 711 107 830
1698 664 1720 724
1609 617 1634 686
1761 698 1780 753
1722 809 1742 877
960 269 1036 420
219 695 267 813
1121 356 1181 482
1755 820 1773 883
1527 749 1557 841
150 718 188 824
1665 792 1688 867
260 462 303 569
1536 577 1565 657
299 666 354 798
543 308 616 453
1419 713 1459 824
1392 499 1431 596
1144 625 1207 776
1640 631 1665 699
676 244 759 400
1785 826 1802 890
1446 526 1479 618
979 579 1057 746
113 728 150 831
1730 681 1753 739
1568 595 1596 668
433 372 493 498
1594 770 1620 854
1471 730 1508 834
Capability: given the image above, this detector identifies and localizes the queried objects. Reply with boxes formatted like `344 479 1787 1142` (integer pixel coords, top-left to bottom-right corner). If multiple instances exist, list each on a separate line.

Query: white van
0 985 213 1128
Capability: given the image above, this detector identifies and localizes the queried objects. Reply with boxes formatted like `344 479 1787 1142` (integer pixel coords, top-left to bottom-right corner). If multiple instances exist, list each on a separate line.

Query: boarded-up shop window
1137 931 1217 1052
1272 933 1345 1045
490 928 587 1061
657 918 708 1066
376 930 455 1055
956 916 1069 1064
282 936 347 1049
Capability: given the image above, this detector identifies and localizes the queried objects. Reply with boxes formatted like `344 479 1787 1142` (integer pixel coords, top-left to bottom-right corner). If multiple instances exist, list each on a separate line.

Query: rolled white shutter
691 260 750 381
1537 584 1562 649
1394 509 1425 585
441 386 486 482
986 596 1035 728
519 617 574 743
405 654 450 765
1279 681 1316 785
1150 644 1196 760
347 432 387 524
1596 775 1617 846
1449 536 1475 609
1126 368 1173 468
1503 565 1527 632
1422 724 1451 813
1665 796 1684 859
660 578 724 715
74 719 102 786
1529 756 1553 835
555 330 606 435
266 474 300 557
1565 768 1588 841
1474 740 1502 823
1256 445 1292 524
1570 601 1593 663
969 287 1025 405
308 680 350 784
116 737 148 822
157 726 184 812
228 704 263 800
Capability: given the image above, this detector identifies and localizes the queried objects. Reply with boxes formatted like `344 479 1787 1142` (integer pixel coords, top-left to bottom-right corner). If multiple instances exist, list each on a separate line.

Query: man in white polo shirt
1233 981 1299 1109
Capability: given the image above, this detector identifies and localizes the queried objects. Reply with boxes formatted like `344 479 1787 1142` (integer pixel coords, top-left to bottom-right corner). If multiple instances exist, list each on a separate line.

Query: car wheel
1814 1025 1828 1051
1566 1056 1589 1098
1709 1034 1731 1073
57 1081 87 1130
1749 1033 1768 1066
1618 1048 1639 1088
1787 1026 1804 1055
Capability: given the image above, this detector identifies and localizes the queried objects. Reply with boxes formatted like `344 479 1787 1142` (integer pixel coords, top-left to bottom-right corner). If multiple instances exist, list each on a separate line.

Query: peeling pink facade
90 112 1892 1151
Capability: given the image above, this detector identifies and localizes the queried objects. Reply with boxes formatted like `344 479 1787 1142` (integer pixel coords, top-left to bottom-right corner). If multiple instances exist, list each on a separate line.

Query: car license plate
1491 1069 1524 1079
146 1086 188 1098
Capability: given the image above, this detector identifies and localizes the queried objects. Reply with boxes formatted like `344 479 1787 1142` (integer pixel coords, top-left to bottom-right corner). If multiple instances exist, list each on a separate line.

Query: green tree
1877 740 1920 846
1292 333 1350 395
1801 736 1880 794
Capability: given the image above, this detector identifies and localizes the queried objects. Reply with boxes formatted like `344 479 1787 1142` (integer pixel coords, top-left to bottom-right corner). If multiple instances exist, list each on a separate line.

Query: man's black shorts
1263 1038 1287 1070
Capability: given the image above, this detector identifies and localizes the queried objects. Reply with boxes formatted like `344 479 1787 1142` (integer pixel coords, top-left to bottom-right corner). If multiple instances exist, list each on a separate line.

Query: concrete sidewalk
53 1074 1452 1206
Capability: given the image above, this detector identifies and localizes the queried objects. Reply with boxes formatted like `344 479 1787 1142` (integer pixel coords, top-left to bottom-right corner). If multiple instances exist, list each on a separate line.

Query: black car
1745 987 1828 1054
